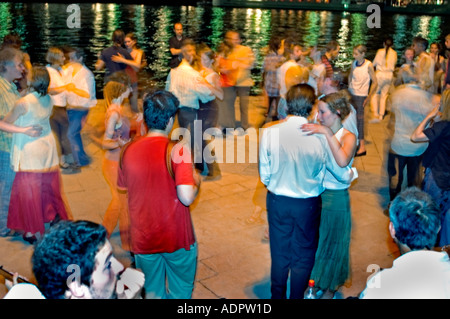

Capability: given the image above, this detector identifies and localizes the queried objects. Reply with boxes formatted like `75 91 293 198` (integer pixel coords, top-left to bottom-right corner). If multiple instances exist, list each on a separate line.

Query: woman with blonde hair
412 90 450 247
4 66 70 244
101 78 133 251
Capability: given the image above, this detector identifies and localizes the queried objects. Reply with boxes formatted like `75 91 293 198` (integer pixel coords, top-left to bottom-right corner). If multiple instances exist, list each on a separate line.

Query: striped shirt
321 54 334 79
0 75 20 153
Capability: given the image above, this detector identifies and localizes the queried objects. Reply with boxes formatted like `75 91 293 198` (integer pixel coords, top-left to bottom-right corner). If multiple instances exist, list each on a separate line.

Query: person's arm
95 51 105 71
102 111 129 150
3 100 26 124
302 124 357 167
411 104 440 142
111 51 143 72
364 63 378 107
321 136 355 184
0 120 42 137
176 171 201 207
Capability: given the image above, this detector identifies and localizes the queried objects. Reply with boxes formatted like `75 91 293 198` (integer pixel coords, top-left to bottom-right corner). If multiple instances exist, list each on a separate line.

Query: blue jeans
267 191 321 299
0 150 15 235
67 108 90 166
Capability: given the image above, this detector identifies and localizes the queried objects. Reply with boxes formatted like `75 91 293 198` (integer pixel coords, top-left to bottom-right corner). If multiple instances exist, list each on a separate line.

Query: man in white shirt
259 83 354 299
64 47 97 170
387 80 436 201
412 36 435 93
165 39 212 160
360 187 450 299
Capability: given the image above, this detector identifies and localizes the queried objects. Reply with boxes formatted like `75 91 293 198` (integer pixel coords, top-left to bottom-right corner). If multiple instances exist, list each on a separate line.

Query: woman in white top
348 44 377 156
4 66 70 244
370 37 397 123
301 91 357 299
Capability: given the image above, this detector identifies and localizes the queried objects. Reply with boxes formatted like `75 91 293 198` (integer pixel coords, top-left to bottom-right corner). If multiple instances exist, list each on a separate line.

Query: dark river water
1 2 449 97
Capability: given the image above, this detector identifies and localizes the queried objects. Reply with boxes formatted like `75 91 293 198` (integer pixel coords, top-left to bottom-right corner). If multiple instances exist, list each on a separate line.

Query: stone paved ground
0 96 399 299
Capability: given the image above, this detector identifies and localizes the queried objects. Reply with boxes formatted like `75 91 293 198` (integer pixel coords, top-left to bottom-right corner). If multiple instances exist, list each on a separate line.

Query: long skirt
310 188 352 291
7 170 69 235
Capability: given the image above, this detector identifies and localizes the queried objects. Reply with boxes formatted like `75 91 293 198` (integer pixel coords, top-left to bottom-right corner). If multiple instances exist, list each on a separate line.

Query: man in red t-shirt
118 90 201 299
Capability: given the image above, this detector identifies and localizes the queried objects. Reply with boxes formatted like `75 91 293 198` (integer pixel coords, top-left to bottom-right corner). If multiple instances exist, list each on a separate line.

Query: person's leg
135 253 167 299
267 191 293 299
0 150 15 236
164 243 198 299
218 86 237 130
67 108 91 166
406 155 424 188
289 196 320 299
388 152 406 201
101 157 121 237
236 86 250 130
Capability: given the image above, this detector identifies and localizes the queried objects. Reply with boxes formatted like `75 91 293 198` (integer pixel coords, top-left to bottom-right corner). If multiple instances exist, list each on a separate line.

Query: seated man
360 187 450 299
28 220 144 299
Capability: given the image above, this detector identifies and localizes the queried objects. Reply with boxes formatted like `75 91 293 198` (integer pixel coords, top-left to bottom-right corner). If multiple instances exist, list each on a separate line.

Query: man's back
100 46 132 77
117 136 195 255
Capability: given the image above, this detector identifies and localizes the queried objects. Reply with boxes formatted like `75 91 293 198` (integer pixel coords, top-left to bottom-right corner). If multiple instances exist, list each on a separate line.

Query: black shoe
23 234 37 245
355 151 366 157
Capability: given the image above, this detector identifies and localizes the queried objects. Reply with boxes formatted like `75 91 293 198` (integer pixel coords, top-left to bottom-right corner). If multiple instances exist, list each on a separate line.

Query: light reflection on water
0 2 449 97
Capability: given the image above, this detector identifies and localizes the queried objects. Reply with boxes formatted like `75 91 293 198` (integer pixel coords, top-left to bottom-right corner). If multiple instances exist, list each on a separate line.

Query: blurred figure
411 36 434 92
32 220 144 299
394 47 416 87
262 36 285 121
412 89 450 247
95 29 133 84
217 30 255 133
370 37 397 123
4 66 70 244
360 187 450 299
169 22 187 69
165 39 213 160
118 91 201 299
322 41 340 79
112 32 147 113
0 47 26 237
307 47 326 96
429 42 446 94
443 34 450 91
1 33 31 93
46 47 73 171
387 78 435 202
101 79 132 252
64 47 97 170
195 44 223 181
348 44 377 156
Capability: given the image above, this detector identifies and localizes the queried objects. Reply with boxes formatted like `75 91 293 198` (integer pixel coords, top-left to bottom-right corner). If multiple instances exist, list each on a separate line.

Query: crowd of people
0 22 449 299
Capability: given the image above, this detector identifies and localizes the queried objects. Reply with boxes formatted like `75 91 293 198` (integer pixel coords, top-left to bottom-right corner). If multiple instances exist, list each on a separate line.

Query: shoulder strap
166 140 176 180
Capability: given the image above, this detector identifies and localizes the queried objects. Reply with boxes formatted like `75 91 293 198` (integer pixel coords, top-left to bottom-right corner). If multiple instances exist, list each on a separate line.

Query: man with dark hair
360 187 450 299
259 83 355 299
95 29 133 83
118 90 201 299
31 220 144 299
169 22 187 69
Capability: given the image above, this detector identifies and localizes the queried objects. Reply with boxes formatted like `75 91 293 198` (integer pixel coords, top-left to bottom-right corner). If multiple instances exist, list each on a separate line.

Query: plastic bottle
304 279 317 299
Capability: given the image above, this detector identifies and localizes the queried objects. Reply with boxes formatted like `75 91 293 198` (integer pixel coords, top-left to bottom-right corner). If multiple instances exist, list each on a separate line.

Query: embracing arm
411 104 440 142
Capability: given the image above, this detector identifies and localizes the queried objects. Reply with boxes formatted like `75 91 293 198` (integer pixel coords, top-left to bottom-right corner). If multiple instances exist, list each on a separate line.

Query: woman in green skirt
302 90 358 299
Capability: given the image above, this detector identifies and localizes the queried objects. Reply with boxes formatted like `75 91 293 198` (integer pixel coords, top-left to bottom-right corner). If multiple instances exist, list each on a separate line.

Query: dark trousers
50 106 71 157
177 107 198 161
267 191 321 299
387 151 423 201
196 100 220 175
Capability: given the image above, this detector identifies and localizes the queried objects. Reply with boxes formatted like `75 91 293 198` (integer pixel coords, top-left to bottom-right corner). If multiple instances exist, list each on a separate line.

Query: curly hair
32 220 107 299
389 187 440 250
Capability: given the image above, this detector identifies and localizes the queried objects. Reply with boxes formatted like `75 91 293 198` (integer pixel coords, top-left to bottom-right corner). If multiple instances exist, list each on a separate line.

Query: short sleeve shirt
100 46 133 78
117 136 196 254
